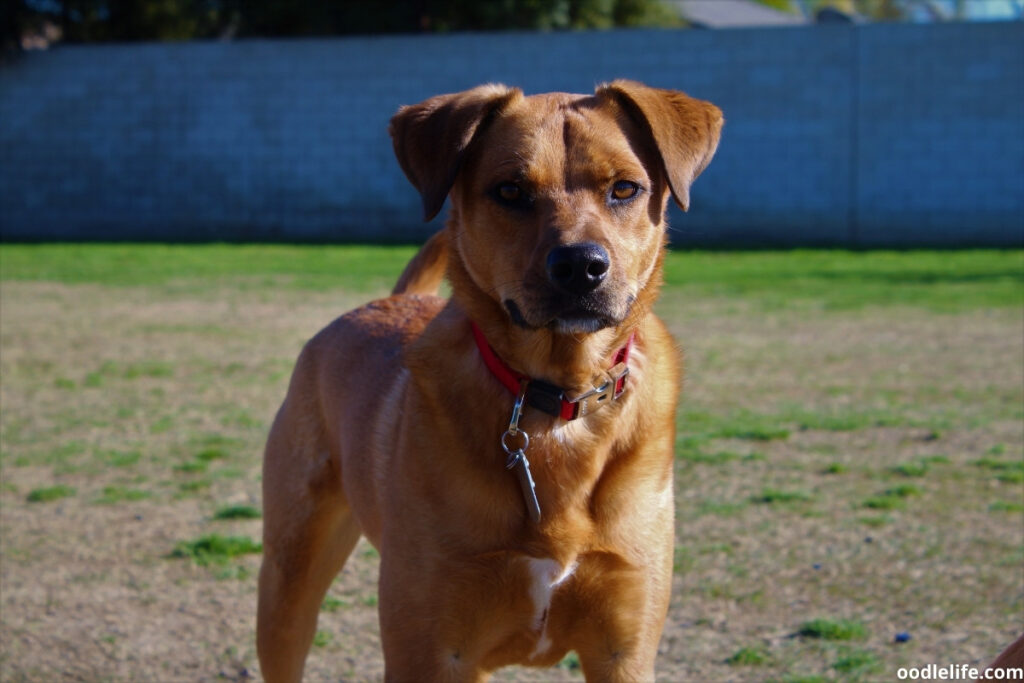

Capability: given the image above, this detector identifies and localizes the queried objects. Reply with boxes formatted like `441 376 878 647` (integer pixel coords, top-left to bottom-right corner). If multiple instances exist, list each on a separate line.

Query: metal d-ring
501 379 530 456
501 429 530 457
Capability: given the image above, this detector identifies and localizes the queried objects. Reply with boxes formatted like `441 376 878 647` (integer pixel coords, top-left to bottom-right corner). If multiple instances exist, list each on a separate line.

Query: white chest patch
524 557 577 658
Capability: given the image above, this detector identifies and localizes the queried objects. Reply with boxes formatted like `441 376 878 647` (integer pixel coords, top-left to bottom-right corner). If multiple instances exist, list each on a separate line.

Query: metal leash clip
500 381 542 523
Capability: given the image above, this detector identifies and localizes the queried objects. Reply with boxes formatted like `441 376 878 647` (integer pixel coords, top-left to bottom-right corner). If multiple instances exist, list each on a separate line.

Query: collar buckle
563 362 630 418
524 361 630 420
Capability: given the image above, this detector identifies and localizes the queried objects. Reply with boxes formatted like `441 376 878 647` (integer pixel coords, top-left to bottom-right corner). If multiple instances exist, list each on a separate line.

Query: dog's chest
522 556 577 657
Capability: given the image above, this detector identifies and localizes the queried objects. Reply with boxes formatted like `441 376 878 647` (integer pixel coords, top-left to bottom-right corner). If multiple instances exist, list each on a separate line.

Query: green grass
170 534 262 567
213 505 261 520
678 449 744 465
679 409 793 443
797 618 868 641
101 449 142 468
2 245 1020 311
862 495 905 511
150 416 174 434
177 479 212 495
974 457 1024 484
320 595 348 613
832 648 881 674
752 488 813 505
0 243 418 291
673 546 694 574
884 484 921 498
196 448 228 462
95 486 151 504
889 461 929 477
557 652 581 671
726 645 771 666
26 484 76 503
678 403 968 448
189 435 244 459
122 361 174 379
661 249 1023 312
696 499 749 517
858 514 893 527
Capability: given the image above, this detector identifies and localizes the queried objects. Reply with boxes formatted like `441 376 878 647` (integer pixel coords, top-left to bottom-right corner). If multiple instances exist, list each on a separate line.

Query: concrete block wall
1 22 1021 246
855 23 1024 246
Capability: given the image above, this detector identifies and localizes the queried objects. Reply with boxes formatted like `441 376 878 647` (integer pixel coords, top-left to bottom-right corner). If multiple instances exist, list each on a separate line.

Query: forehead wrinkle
481 99 651 193
561 108 643 191
476 111 551 183
561 110 594 191
510 112 563 190
491 157 528 177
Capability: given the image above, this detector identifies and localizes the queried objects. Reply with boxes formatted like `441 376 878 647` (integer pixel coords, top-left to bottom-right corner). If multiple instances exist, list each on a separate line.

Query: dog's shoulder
292 294 447 386
319 294 446 348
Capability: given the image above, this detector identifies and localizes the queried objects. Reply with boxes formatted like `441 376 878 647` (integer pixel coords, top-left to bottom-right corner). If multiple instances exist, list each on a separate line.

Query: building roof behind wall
671 0 808 28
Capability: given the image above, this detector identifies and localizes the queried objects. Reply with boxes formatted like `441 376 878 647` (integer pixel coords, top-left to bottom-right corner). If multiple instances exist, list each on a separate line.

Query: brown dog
256 81 722 682
979 632 1024 681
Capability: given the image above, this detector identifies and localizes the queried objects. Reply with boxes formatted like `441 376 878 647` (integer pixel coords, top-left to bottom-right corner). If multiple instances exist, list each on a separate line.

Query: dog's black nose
546 243 610 295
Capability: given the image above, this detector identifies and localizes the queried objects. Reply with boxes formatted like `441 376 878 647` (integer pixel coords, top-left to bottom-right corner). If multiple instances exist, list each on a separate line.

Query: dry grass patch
1 247 1021 681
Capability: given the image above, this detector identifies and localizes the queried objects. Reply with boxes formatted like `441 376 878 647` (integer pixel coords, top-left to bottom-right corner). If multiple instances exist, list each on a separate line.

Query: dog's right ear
390 84 523 222
597 80 723 212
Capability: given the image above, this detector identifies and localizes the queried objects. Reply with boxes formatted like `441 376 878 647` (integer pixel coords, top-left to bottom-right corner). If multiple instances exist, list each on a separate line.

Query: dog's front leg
375 552 501 683
257 499 360 683
257 392 363 683
572 569 670 682
376 599 493 682
570 515 674 682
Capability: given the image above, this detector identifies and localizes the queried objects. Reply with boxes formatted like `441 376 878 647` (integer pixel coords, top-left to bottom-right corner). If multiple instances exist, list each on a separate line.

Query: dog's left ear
390 84 523 221
597 80 723 211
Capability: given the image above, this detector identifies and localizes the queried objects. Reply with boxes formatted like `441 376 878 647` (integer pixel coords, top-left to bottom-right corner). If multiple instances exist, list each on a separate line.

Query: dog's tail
392 229 449 296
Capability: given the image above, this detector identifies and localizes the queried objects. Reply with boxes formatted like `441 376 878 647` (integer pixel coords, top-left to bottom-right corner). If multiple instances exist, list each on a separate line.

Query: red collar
470 321 633 421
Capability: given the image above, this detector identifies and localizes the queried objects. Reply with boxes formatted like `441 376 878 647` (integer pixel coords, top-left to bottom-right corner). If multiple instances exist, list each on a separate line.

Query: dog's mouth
503 296 630 336
547 308 614 335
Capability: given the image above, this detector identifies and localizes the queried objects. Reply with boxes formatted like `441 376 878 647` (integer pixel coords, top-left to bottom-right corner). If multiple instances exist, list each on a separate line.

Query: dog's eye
497 183 522 203
610 180 640 202
494 182 532 209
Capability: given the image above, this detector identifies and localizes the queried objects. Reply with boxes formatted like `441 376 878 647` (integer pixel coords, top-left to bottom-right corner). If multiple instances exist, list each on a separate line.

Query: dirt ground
1 276 1021 682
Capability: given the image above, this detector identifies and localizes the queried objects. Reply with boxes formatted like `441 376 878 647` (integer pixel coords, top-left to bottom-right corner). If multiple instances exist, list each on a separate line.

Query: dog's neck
445 245 663 395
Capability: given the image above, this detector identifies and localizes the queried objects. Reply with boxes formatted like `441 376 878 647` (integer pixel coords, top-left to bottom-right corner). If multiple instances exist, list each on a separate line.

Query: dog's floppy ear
390 84 523 221
598 80 723 212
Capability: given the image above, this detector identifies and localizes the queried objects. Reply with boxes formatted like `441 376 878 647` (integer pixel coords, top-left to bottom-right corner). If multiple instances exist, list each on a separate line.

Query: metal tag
505 449 542 523
500 380 542 523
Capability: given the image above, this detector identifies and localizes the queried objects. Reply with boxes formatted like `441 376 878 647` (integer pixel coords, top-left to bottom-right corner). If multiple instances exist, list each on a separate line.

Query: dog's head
391 81 722 337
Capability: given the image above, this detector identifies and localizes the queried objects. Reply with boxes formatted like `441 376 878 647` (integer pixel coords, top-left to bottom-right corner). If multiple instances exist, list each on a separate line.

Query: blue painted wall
1 22 1021 246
